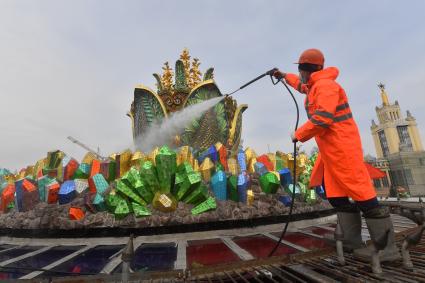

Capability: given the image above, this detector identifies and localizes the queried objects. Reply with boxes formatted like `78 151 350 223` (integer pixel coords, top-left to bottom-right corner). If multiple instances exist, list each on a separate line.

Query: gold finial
180 48 191 84
189 58 202 88
378 82 389 106
161 62 174 92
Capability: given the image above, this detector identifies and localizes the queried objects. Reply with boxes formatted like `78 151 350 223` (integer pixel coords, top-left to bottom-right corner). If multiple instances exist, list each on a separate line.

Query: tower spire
378 82 390 106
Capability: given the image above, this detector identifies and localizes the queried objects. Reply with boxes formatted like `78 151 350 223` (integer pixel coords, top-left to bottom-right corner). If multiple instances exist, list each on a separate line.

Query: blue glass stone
59 180 77 205
237 150 247 172
211 170 227 200
207 145 218 162
14 179 24 212
254 162 268 176
279 195 292 207
237 173 248 204
315 186 327 199
279 168 292 187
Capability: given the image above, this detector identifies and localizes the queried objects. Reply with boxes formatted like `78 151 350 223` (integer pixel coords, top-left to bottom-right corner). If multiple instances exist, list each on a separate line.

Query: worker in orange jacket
273 49 400 262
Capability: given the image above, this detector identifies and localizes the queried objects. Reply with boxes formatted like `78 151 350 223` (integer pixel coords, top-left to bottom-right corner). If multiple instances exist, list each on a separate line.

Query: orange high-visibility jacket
285 67 376 201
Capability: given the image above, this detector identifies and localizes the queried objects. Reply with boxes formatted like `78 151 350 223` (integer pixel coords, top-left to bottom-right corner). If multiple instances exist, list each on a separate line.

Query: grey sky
1 1 425 170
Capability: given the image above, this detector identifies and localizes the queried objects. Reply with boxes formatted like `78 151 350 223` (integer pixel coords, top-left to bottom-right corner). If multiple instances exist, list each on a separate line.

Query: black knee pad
363 206 390 219
328 197 359 213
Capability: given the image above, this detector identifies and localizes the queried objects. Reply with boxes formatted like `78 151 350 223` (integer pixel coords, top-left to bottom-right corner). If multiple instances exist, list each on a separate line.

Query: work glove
272 70 286 80
291 132 298 143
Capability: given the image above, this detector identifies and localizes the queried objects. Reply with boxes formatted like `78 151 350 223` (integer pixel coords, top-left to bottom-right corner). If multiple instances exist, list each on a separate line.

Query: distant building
370 83 425 196
364 154 391 197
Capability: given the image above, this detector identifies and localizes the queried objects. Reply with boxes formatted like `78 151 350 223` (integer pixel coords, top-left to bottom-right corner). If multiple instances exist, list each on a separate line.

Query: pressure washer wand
226 68 279 96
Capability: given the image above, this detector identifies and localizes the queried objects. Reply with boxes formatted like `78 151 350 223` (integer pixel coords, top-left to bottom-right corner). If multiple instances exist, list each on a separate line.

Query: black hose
225 71 301 257
268 79 299 257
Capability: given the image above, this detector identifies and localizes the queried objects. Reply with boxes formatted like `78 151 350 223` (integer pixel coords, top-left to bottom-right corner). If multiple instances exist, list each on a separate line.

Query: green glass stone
106 192 123 213
42 168 58 178
37 175 53 202
306 188 317 204
188 171 202 186
114 199 131 219
183 183 208 206
227 175 238 202
175 178 190 201
298 182 308 198
116 180 146 205
191 196 217 215
298 173 309 186
275 156 284 171
172 172 184 196
7 201 15 209
101 160 116 182
176 172 201 201
132 202 151 217
215 163 224 172
133 181 154 204
155 146 177 193
177 162 193 175
122 167 153 203
140 161 160 193
46 150 62 169
259 172 280 194
93 193 106 211
284 184 301 195
73 163 91 179
122 167 141 188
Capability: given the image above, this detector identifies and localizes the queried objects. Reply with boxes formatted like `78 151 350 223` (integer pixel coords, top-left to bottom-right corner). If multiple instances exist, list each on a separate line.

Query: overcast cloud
1 0 425 170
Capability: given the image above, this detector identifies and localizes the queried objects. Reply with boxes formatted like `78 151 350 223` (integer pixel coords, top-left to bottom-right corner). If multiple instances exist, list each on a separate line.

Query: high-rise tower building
370 83 425 196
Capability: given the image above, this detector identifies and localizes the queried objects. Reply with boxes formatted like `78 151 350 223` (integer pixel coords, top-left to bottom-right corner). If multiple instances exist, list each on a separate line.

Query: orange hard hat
297 48 325 66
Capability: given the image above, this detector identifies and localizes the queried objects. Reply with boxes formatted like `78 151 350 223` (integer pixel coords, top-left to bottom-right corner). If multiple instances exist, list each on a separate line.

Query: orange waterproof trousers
285 67 376 201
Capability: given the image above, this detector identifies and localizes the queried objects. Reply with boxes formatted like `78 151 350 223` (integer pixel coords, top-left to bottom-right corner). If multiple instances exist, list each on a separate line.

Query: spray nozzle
225 67 281 96
265 67 279 76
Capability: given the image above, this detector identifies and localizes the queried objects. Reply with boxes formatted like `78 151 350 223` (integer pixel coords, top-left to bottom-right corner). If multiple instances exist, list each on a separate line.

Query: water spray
225 68 300 257
134 96 225 152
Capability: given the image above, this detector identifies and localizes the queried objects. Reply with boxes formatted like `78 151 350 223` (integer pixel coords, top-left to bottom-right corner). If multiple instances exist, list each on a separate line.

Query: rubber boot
337 211 364 251
354 207 401 262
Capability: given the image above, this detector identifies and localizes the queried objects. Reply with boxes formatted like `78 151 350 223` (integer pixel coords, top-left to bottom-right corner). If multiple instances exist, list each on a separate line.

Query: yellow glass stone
247 189 254 205
297 153 308 168
152 192 178 213
247 157 257 174
215 142 223 152
33 158 46 177
117 149 132 177
176 154 182 166
199 157 214 182
287 153 295 173
178 146 191 163
16 170 26 180
244 147 257 164
57 163 64 182
227 158 239 176
24 165 34 177
193 159 199 172
148 147 159 165
131 151 145 168
82 152 97 164
5 175 15 184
